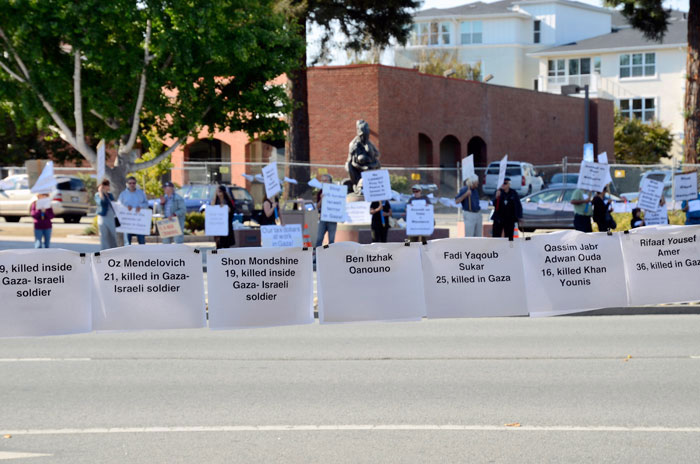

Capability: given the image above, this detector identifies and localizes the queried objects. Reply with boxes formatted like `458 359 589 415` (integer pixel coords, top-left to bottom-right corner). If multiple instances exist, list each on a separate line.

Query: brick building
170 64 613 192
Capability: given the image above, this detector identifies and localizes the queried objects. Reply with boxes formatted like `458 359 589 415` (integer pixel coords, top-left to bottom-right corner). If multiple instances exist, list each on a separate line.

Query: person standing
370 200 391 243
407 185 432 243
95 179 118 250
30 193 54 248
455 175 482 237
159 181 186 244
592 186 614 232
259 194 279 226
681 192 700 225
491 178 522 239
570 188 593 232
315 174 338 247
211 185 236 249
118 176 149 245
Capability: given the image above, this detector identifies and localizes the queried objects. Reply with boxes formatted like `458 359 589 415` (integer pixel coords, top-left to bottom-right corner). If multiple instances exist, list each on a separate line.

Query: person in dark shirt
592 186 614 232
370 200 391 243
492 177 522 239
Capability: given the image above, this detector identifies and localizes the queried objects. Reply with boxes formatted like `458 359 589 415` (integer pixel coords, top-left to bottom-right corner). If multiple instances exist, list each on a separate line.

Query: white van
483 161 544 197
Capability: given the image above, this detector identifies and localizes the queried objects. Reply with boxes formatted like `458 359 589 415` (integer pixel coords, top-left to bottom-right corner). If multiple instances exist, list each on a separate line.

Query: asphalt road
1 316 700 463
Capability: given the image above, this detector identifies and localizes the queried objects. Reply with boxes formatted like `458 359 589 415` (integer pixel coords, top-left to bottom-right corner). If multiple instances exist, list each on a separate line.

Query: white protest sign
674 173 698 202
360 169 392 202
207 248 314 328
638 178 665 211
597 152 608 164
30 161 56 194
343 201 372 224
91 245 206 330
522 230 628 317
320 183 347 223
462 154 475 181
283 177 298 185
576 161 609 192
620 225 700 305
97 139 106 181
406 204 434 236
583 143 594 162
308 178 323 189
205 205 229 236
260 224 303 248
35 197 52 210
115 204 152 236
262 162 281 198
612 202 630 214
422 238 528 318
689 199 700 212
497 155 508 190
0 249 92 337
643 204 668 226
317 242 426 323
155 217 182 238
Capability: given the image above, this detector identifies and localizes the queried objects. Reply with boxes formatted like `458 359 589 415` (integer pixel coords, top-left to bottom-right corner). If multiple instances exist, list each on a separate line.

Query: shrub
185 212 205 232
83 215 98 235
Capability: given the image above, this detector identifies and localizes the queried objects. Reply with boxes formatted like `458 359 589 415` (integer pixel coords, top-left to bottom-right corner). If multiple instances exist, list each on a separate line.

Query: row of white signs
1 225 699 337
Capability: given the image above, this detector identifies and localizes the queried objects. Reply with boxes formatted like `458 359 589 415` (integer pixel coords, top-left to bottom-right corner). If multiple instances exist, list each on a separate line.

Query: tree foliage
417 50 482 81
129 129 175 198
614 111 673 164
0 0 304 194
605 0 698 164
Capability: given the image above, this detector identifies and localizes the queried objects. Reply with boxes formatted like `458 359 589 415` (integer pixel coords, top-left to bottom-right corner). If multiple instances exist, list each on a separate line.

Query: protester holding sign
682 192 700 225
159 182 186 244
30 193 54 248
570 188 593 232
370 200 392 243
118 176 149 245
492 178 522 239
211 185 236 249
455 175 481 237
95 179 118 250
407 185 432 242
592 186 615 232
315 174 337 247
260 194 279 226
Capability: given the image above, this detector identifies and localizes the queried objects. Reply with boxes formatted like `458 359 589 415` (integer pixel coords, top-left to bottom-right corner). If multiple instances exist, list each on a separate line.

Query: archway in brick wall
467 136 488 184
439 135 460 193
418 133 433 166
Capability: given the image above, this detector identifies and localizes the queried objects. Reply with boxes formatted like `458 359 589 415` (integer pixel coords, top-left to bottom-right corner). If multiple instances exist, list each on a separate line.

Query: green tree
283 0 420 193
417 49 482 81
614 111 673 164
605 0 698 164
0 0 303 196
129 129 174 198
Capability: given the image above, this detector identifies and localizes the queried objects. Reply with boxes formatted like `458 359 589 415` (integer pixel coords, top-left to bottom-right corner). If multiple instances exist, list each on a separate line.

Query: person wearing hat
118 176 150 245
159 181 186 244
455 174 482 237
492 177 522 239
407 184 432 242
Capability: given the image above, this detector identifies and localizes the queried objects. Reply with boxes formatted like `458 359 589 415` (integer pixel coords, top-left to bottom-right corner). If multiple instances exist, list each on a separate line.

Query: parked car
547 173 579 189
0 174 89 223
519 187 622 232
483 161 544 197
150 183 254 217
639 170 681 188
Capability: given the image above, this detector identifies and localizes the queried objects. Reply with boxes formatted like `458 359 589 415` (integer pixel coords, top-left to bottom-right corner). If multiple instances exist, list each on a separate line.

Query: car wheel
4 216 21 223
63 215 80 224
522 227 535 233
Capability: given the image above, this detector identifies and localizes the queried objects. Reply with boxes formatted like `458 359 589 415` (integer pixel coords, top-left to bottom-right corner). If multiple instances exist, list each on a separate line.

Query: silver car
0 174 90 223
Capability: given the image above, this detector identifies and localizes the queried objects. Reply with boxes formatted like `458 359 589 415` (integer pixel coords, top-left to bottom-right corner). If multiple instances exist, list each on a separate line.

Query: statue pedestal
335 224 449 244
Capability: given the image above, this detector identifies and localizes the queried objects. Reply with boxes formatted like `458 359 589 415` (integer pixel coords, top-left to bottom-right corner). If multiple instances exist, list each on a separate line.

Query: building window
533 20 541 44
568 58 591 76
593 56 601 74
619 98 656 122
460 21 482 44
548 59 565 83
620 53 655 78
412 22 452 46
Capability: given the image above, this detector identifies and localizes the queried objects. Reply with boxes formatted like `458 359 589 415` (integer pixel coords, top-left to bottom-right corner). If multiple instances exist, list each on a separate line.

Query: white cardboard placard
0 249 92 337
576 161 608 193
422 238 528 318
343 201 372 224
205 205 229 236
360 170 392 202
155 217 182 238
207 248 314 328
260 224 303 248
115 204 152 236
638 178 665 211
262 162 281 198
320 183 348 223
643 204 668 226
406 204 434 236
317 242 426 323
497 155 508 190
462 154 475 181
674 173 698 202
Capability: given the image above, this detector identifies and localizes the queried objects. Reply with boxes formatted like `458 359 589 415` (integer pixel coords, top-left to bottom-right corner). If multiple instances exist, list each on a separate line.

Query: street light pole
584 84 589 144
561 84 590 144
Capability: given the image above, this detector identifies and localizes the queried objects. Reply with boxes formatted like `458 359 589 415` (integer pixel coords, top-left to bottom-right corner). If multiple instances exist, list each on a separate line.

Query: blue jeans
34 228 51 248
162 235 184 244
315 220 337 247
125 233 146 245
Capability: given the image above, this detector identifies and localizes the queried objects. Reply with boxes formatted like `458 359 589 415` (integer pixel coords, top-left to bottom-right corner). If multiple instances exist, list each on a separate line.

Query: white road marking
691 356 700 359
0 451 52 460
0 358 91 363
3 425 700 436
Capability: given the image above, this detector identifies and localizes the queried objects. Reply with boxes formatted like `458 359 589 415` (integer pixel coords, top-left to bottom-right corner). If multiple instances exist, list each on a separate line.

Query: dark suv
150 183 254 217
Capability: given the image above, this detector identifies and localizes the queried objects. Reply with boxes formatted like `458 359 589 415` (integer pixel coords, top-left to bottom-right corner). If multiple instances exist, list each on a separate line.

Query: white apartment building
395 0 688 157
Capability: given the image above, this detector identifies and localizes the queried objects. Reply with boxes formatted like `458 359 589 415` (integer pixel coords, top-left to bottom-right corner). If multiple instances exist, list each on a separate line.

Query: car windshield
550 173 578 184
527 190 561 203
230 189 252 202
486 164 522 176
188 185 208 200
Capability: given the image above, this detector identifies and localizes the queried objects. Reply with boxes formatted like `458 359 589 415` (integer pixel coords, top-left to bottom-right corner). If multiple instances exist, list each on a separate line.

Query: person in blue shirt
159 181 187 244
117 176 149 245
95 179 118 250
455 175 481 237
681 192 700 225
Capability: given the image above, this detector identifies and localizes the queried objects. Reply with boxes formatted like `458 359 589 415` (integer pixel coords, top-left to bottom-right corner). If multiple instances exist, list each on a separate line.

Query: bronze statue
346 119 380 192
